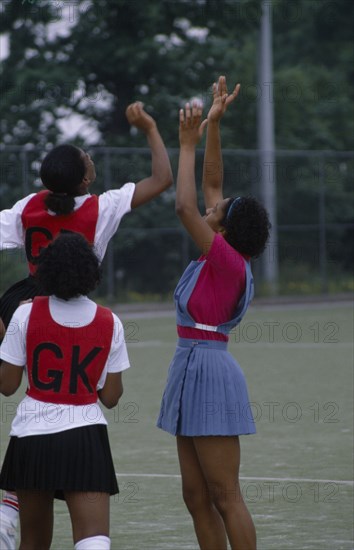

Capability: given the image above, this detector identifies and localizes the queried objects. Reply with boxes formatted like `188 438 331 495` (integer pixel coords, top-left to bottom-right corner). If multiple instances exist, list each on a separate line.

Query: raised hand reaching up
207 75 241 122
202 75 240 209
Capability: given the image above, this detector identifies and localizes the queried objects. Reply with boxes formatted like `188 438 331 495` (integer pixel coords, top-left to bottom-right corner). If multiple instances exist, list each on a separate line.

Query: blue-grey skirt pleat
157 338 256 436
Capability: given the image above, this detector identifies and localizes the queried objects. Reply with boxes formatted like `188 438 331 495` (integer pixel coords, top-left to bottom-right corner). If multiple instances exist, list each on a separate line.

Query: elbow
159 169 173 190
103 395 119 409
105 387 123 409
0 386 16 397
175 203 184 217
166 170 174 188
175 202 194 220
155 162 174 190
98 386 123 409
105 398 118 409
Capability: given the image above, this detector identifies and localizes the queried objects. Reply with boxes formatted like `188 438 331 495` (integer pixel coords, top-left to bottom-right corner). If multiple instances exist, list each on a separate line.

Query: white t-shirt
0 183 135 260
0 296 131 437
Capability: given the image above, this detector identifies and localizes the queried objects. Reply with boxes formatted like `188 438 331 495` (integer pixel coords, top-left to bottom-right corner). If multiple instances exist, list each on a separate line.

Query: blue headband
226 196 242 221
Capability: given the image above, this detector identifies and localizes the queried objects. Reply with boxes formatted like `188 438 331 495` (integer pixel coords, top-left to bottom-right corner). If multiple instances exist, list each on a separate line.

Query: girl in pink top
158 76 270 550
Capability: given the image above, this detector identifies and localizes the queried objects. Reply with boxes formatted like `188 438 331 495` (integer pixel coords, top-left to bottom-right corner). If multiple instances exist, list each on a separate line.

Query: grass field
1 302 353 549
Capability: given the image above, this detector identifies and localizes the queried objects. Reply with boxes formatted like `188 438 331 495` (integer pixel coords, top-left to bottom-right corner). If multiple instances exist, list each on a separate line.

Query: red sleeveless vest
26 297 114 405
21 190 99 274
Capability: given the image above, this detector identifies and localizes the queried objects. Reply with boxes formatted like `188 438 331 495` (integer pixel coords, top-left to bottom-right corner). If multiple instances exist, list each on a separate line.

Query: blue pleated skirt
157 338 256 436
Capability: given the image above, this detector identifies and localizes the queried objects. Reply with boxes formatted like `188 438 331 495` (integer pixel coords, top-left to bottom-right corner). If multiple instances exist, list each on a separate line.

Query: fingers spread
229 83 241 100
192 100 203 126
218 75 227 96
180 100 204 133
225 83 241 106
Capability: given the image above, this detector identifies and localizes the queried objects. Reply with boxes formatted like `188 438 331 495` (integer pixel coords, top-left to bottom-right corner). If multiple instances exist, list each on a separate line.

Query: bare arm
0 361 23 396
175 103 216 254
0 317 6 341
125 102 173 209
98 372 123 409
202 76 241 209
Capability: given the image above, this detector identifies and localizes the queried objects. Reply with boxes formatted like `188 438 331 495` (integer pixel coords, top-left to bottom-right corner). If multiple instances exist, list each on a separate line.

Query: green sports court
1 300 352 550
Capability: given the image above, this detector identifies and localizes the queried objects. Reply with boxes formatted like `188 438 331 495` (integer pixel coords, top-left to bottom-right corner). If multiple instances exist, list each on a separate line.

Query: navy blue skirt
157 338 256 436
0 425 118 499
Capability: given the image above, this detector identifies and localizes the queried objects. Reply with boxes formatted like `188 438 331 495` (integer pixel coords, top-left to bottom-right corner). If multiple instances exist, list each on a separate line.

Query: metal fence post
103 149 115 300
319 154 328 293
21 149 29 196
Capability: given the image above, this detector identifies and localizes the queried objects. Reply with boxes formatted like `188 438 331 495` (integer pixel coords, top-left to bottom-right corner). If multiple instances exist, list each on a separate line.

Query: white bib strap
194 323 218 332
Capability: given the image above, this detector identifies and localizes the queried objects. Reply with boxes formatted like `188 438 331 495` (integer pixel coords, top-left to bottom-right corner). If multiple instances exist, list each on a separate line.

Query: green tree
0 0 353 296
272 0 354 150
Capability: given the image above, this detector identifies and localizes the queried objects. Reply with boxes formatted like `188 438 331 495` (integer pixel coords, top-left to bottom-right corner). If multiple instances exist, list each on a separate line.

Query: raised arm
175 102 217 254
202 76 240 209
125 102 173 209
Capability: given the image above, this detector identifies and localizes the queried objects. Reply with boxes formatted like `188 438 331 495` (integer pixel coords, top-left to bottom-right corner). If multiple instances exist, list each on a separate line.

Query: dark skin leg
17 490 110 549
177 435 257 550
64 491 110 544
177 435 228 550
16 491 54 550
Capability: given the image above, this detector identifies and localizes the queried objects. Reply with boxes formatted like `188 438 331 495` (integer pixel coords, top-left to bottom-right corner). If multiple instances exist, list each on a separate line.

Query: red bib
26 297 114 405
21 191 98 274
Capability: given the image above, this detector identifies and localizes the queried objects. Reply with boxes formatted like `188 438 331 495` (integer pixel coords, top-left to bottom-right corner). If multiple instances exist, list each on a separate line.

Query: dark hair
222 196 271 258
35 233 101 300
40 145 86 215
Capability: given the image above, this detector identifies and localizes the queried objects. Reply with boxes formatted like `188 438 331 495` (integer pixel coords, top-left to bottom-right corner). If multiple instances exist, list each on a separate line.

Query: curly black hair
222 196 271 258
35 233 102 300
40 145 86 215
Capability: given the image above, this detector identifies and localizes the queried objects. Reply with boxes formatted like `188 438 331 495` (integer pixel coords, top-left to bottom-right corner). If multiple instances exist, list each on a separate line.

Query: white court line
116 473 354 486
128 340 353 349
118 301 353 320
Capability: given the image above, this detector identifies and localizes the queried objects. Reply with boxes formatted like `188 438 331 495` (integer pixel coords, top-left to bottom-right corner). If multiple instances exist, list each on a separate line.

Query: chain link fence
0 146 353 300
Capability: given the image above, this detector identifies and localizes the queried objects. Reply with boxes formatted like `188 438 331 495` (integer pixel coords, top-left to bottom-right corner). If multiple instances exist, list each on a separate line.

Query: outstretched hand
207 75 240 122
179 101 208 147
126 102 157 133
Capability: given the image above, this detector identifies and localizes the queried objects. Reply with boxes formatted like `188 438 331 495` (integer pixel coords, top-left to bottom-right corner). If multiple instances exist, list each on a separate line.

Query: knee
182 487 213 516
207 482 240 518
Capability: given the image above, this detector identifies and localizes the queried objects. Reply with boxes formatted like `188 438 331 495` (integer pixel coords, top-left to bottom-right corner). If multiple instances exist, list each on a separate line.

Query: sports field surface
1 301 353 549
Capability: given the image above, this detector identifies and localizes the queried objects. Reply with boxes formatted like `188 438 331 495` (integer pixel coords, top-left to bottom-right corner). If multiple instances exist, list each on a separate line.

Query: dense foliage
0 0 353 297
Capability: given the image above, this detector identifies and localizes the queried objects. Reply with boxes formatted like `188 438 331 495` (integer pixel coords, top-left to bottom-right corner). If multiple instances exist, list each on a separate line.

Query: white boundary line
118 300 353 320
127 340 353 349
116 473 354 486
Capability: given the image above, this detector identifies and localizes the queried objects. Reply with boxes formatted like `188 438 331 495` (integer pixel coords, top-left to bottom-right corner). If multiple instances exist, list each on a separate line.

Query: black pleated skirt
0 275 46 332
0 425 119 499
